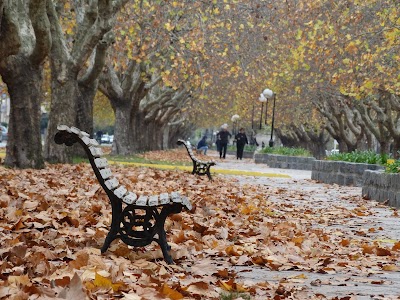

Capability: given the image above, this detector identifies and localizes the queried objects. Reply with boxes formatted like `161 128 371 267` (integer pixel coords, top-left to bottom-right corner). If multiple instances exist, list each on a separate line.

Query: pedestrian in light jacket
216 124 232 159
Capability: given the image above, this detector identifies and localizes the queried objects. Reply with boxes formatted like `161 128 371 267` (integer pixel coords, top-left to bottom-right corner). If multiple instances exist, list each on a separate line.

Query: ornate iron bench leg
206 166 213 181
158 230 173 264
156 206 180 264
101 228 118 253
192 161 197 175
101 199 122 253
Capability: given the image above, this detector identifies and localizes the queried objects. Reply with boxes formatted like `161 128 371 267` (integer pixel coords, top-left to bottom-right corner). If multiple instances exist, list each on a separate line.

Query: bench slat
182 196 192 210
123 192 138 205
136 195 148 206
148 195 159 206
159 193 169 205
104 177 119 190
81 136 91 145
100 168 113 179
114 186 128 198
57 124 71 132
89 146 103 157
89 138 99 146
70 126 81 135
79 131 90 137
95 158 108 168
171 191 182 203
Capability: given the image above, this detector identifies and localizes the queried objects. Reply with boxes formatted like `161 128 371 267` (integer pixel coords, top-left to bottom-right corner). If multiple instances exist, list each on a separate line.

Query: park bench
177 139 216 181
54 125 192 264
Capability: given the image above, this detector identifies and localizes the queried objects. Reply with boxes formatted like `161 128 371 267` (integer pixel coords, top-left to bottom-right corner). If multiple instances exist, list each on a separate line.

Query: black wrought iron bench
54 125 192 264
177 139 216 181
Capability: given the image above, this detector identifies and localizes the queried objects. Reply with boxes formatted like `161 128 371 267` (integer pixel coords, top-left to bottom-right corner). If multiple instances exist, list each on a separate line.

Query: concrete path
207 150 400 299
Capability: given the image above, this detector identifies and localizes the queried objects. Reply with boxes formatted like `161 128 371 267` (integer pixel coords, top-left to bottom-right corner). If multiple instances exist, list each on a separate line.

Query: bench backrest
177 139 196 159
55 125 191 210
177 139 216 165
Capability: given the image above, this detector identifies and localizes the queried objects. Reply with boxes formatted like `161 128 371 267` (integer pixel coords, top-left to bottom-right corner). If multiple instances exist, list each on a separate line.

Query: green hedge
259 146 312 157
327 150 388 165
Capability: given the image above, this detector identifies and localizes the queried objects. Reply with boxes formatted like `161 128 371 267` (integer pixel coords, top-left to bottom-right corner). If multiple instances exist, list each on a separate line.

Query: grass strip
0 151 291 178
109 160 291 178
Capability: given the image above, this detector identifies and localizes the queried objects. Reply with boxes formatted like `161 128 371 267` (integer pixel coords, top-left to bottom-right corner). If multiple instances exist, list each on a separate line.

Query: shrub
259 146 312 157
385 159 400 173
327 150 387 165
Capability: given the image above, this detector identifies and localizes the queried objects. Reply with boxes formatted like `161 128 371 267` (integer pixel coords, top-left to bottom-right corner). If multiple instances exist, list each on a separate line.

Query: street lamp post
269 93 277 147
261 89 275 147
258 93 267 129
251 101 255 130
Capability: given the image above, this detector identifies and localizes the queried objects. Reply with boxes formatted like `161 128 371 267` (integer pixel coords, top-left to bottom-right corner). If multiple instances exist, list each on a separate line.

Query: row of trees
0 0 399 169
213 0 398 159
0 0 209 168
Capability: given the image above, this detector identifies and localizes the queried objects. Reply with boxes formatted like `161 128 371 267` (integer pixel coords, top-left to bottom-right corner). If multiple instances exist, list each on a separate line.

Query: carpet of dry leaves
137 148 210 164
0 150 399 299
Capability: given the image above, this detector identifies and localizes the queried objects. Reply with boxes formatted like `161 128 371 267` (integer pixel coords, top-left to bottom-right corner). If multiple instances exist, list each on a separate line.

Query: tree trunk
0 0 51 169
44 71 79 163
1 59 44 168
44 0 127 163
112 103 133 155
77 83 97 137
163 126 170 150
132 113 149 152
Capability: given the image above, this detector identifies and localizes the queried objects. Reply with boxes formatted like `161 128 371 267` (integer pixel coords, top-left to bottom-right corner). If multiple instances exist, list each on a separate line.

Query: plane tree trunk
44 0 127 163
0 0 51 168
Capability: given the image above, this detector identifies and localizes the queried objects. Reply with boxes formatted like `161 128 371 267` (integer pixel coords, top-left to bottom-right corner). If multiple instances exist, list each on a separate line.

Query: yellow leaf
382 264 399 271
93 273 123 292
236 284 249 292
162 283 184 300
296 29 303 40
345 41 358 54
219 280 233 291
93 273 112 288
342 58 350 65
8 275 31 286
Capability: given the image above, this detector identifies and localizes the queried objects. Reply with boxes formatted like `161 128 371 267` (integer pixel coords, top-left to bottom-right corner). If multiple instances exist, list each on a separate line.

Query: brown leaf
58 273 86 299
376 247 391 256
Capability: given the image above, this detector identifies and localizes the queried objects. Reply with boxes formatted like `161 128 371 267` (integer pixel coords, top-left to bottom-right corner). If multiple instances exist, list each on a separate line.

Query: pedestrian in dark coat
234 128 248 160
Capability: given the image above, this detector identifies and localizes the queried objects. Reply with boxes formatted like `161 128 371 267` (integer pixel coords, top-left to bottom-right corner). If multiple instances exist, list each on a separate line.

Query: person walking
196 136 208 155
234 128 248 160
216 124 232 159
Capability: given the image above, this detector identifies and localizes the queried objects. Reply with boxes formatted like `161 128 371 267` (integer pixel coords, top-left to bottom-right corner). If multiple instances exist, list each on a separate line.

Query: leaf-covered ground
136 148 211 164
0 152 399 299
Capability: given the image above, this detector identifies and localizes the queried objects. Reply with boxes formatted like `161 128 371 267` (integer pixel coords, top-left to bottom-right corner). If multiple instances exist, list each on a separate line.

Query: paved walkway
208 150 400 299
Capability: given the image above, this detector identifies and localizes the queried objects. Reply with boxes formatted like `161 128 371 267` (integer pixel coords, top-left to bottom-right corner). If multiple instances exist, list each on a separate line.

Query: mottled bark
1 60 44 168
0 0 51 168
312 94 364 153
112 102 134 155
276 124 329 159
44 0 127 163
99 61 152 155
355 95 393 156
